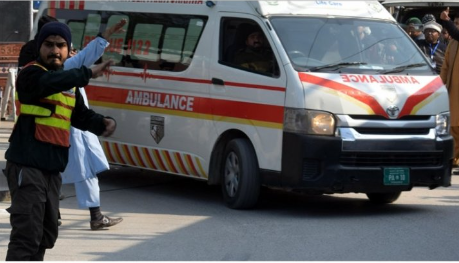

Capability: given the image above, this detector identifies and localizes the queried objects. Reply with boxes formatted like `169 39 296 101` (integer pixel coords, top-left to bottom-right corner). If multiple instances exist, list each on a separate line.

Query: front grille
354 128 430 135
349 115 431 121
340 152 442 167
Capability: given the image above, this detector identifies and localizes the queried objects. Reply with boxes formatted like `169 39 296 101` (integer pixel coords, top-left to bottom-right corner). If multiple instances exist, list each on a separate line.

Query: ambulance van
35 1 453 209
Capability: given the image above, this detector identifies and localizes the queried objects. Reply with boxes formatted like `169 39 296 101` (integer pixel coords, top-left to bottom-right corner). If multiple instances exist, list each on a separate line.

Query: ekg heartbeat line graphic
103 64 210 84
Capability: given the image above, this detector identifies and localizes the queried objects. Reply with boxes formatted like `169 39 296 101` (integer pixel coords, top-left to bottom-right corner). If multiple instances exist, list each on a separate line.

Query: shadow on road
60 165 431 218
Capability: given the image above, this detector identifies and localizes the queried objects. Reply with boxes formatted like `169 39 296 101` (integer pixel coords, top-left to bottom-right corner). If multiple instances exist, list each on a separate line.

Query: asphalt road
1 119 459 260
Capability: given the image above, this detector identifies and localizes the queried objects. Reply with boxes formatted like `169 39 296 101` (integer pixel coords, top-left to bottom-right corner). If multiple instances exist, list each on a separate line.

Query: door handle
211 78 225 86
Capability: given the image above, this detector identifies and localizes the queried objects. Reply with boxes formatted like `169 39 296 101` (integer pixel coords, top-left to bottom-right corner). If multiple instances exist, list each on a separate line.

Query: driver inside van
233 24 275 74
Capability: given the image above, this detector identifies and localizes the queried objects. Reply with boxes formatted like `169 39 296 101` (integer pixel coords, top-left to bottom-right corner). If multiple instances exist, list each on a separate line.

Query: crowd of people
439 8 459 170
403 8 459 169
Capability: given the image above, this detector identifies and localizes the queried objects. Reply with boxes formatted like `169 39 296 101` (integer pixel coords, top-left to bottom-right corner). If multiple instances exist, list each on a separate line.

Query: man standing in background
440 8 459 171
415 21 446 74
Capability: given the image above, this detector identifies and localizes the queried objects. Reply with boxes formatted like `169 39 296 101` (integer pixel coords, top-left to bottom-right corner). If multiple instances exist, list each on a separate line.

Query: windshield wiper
379 63 427 74
309 62 367 72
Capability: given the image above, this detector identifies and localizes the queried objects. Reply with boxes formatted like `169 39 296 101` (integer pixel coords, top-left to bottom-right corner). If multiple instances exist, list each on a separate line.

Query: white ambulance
35 0 453 209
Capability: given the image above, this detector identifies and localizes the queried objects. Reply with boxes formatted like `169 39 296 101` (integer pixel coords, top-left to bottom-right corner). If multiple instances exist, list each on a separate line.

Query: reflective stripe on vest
17 63 76 147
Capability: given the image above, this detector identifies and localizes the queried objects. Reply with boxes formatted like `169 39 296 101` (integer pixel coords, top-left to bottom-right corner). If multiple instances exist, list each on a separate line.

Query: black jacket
415 39 446 74
441 19 459 42
5 60 108 172
18 39 38 68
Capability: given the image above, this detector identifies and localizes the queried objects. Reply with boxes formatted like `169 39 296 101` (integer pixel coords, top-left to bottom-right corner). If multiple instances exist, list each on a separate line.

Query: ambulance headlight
436 112 450 136
284 108 335 135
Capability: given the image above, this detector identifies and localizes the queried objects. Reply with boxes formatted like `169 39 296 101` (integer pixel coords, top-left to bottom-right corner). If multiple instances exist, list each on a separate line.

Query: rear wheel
366 192 402 204
221 138 260 209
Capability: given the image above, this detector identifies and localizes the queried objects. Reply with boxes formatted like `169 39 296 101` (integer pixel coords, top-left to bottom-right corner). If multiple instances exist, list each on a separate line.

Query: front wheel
221 138 260 209
366 192 402 204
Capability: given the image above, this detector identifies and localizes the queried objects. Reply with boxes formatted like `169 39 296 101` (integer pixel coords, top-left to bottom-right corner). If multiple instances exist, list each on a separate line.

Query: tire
366 192 402 204
221 138 260 209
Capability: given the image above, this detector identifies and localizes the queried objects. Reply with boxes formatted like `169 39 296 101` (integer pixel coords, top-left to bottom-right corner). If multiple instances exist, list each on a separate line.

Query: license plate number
383 167 410 185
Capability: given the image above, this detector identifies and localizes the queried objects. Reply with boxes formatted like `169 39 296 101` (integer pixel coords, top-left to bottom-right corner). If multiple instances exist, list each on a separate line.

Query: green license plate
383 167 410 185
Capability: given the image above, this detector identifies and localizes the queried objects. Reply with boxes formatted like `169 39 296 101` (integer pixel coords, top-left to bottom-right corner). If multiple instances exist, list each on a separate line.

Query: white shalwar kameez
61 37 110 209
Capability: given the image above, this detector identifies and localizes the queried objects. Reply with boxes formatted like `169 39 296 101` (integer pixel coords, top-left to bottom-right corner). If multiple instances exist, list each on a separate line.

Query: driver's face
246 32 264 49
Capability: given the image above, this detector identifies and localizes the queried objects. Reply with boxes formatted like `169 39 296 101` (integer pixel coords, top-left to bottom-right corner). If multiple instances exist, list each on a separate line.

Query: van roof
381 0 459 6
223 1 394 21
47 1 395 21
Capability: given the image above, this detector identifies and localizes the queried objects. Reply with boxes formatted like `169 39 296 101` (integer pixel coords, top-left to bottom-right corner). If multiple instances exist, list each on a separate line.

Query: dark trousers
4 161 61 261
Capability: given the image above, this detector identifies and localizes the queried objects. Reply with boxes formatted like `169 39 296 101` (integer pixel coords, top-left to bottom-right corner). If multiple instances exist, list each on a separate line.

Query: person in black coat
440 7 459 42
415 21 446 74
5 22 115 261
18 15 58 67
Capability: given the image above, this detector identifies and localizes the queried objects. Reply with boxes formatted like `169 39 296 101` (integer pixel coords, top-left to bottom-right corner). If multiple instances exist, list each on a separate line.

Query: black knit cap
36 21 72 53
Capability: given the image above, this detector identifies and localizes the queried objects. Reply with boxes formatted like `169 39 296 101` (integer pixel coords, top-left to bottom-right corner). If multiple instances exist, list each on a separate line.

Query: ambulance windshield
270 17 434 74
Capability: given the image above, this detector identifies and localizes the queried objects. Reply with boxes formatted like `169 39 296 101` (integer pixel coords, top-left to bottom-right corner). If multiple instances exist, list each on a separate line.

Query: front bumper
263 129 453 194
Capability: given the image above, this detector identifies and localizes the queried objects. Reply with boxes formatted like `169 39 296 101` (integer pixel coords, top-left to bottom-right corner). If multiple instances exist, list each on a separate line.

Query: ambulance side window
220 17 279 77
102 15 130 64
125 14 207 71
51 8 208 72
183 19 205 65
82 14 102 48
130 23 162 63
161 27 186 63
68 21 85 51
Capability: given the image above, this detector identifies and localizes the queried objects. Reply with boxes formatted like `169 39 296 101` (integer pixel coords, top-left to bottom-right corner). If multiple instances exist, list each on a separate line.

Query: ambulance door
60 9 212 179
209 13 287 174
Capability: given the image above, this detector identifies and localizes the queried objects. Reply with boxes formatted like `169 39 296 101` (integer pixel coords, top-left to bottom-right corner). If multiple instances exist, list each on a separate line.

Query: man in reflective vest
4 21 116 261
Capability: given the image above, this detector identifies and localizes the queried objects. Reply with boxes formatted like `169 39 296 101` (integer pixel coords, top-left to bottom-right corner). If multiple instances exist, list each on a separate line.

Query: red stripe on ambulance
142 148 158 170
85 85 284 124
154 149 167 171
299 73 388 118
132 146 147 168
102 141 116 163
186 154 200 177
105 69 285 92
299 73 444 119
122 144 136 166
102 142 207 178
398 76 444 118
163 150 179 174
174 152 189 175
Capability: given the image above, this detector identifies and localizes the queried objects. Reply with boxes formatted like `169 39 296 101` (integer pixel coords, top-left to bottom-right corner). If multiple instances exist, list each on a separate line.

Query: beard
45 62 64 71
39 55 65 70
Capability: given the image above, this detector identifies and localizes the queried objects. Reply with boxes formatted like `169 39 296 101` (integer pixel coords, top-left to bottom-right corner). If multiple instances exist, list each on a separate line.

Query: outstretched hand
91 59 113 79
101 118 116 137
441 7 450 21
102 19 127 39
